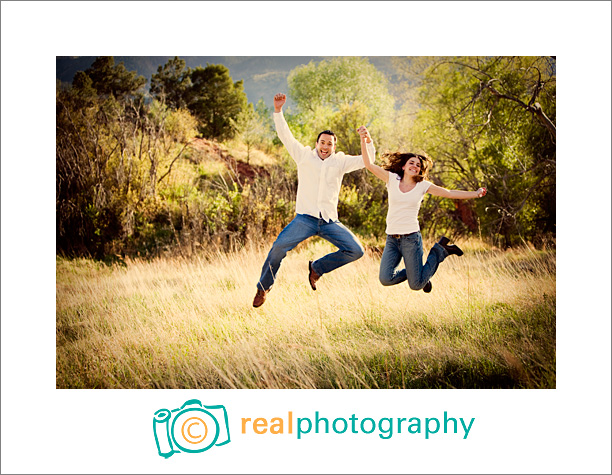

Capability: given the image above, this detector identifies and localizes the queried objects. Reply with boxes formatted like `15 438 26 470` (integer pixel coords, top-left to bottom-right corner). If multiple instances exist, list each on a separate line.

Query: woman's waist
389 231 419 237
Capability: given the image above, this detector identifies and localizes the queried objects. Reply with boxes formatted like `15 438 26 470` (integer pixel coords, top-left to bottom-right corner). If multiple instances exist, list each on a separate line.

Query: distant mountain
56 56 404 107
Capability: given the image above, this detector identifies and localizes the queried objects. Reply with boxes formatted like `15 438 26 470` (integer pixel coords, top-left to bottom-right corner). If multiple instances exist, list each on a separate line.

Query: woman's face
402 156 422 178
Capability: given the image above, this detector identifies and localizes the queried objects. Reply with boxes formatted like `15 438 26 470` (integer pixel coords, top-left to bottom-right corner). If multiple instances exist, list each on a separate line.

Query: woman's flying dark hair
382 152 432 183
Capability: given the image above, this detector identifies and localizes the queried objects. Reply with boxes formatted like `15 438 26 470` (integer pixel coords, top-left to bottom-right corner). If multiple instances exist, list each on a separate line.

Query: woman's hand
357 125 372 143
476 187 487 198
359 126 388 183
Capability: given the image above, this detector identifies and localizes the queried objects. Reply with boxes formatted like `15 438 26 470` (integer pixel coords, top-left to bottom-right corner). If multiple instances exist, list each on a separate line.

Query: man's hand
357 125 372 143
274 93 286 113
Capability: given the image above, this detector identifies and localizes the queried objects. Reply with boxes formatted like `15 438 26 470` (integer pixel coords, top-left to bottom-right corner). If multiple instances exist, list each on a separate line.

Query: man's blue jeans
379 232 448 290
257 214 364 291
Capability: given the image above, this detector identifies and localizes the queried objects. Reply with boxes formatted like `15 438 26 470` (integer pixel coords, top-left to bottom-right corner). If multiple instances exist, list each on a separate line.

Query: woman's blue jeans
257 214 364 291
379 232 448 290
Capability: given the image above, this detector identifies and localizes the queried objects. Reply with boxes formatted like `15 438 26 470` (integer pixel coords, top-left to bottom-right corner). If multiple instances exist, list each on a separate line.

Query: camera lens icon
180 416 208 444
154 400 230 458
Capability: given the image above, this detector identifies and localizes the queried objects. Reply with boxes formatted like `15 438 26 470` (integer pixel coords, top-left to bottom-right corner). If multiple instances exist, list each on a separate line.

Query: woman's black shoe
438 236 464 256
423 281 432 293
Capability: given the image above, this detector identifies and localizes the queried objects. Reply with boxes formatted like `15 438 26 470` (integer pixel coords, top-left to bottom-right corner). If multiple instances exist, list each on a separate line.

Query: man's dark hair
317 130 336 144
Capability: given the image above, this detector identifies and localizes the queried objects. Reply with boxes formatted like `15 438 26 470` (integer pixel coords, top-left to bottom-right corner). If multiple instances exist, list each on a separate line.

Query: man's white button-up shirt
274 111 376 222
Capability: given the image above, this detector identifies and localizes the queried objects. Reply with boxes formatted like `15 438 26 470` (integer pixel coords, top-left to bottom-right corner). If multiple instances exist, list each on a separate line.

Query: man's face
316 134 336 160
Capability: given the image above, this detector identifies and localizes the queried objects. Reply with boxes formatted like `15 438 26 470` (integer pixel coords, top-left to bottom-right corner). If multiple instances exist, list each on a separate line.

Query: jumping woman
357 126 487 293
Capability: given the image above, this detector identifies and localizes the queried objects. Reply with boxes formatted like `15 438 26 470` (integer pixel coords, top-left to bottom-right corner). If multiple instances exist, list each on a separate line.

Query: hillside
189 137 271 183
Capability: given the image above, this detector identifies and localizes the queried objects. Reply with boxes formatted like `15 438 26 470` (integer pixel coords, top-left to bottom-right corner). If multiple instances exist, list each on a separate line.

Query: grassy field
56 238 555 389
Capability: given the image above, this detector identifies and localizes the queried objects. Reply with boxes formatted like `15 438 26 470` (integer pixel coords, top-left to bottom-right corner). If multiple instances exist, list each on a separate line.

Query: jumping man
253 93 376 307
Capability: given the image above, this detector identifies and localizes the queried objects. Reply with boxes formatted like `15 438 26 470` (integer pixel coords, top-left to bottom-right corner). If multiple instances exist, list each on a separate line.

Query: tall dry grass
56 237 555 389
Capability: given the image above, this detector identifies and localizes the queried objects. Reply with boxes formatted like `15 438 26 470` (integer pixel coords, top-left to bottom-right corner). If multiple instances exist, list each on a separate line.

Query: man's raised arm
273 93 286 114
272 93 305 162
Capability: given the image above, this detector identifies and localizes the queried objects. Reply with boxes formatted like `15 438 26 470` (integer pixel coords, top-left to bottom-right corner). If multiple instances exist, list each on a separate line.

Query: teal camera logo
153 399 230 458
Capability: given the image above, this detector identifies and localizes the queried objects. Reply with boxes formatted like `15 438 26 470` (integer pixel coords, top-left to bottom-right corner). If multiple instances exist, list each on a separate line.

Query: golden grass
56 238 555 389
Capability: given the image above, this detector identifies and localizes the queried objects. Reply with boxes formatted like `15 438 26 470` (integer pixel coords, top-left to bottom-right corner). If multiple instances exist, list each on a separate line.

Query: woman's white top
385 173 432 235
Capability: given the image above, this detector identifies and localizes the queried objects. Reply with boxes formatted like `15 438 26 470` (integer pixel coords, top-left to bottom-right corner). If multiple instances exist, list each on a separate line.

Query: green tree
81 56 146 101
329 102 370 155
288 57 393 117
234 103 266 164
187 64 248 140
404 56 556 247
253 98 276 153
71 71 98 107
150 56 192 109
287 57 395 147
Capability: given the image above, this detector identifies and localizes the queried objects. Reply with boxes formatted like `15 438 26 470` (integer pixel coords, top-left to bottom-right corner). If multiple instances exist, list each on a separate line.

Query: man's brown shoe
308 260 320 290
253 288 268 308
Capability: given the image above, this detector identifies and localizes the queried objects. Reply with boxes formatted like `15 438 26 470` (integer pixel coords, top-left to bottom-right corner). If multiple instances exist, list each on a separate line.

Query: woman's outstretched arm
358 126 389 183
427 184 487 199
